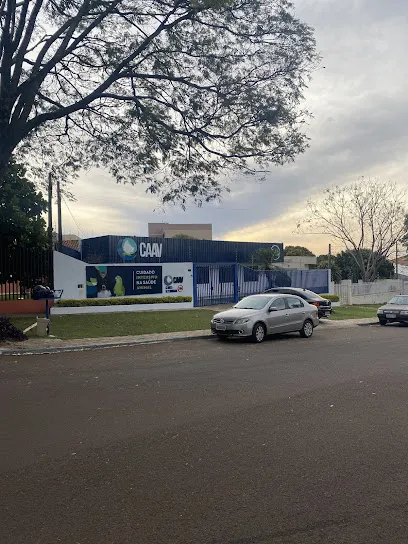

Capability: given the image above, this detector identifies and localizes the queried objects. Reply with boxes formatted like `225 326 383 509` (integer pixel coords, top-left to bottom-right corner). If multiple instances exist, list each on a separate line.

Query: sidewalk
0 329 212 355
318 317 377 328
0 317 379 356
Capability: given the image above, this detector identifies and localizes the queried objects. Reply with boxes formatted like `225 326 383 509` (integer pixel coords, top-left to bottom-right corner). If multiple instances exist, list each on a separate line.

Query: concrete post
36 317 50 336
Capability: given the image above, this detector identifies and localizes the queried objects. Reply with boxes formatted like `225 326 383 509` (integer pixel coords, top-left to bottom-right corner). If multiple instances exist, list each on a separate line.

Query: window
270 298 286 311
286 297 304 309
235 295 272 310
389 296 408 305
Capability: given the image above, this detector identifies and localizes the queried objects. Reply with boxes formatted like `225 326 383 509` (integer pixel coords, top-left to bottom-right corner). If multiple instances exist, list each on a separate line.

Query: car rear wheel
379 319 387 326
252 322 266 343
300 319 314 338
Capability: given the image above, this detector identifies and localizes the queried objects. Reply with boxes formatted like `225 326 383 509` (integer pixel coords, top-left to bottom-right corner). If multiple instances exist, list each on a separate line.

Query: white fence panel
332 279 408 305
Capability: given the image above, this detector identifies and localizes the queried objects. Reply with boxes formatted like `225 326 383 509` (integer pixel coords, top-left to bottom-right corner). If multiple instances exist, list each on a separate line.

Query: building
148 223 212 240
81 235 284 264
277 255 317 270
52 233 81 252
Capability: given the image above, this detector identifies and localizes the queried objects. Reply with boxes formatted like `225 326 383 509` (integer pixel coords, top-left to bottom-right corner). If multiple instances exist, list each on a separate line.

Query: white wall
53 251 87 299
331 279 408 305
276 256 317 270
53 254 194 302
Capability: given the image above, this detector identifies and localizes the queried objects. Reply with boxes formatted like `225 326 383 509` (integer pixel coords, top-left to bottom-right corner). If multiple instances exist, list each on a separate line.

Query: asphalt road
2 325 408 543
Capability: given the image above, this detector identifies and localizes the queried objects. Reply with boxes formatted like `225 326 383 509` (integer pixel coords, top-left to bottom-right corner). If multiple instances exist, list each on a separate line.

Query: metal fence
0 248 53 300
193 264 331 307
193 264 238 307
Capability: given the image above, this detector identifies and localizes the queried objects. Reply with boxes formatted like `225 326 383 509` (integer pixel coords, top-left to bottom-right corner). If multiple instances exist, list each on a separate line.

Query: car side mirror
269 307 278 312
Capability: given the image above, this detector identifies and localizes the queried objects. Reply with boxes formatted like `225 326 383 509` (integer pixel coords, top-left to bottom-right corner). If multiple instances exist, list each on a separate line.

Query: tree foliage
250 247 282 270
299 179 407 282
284 245 315 256
0 159 48 250
316 254 342 283
401 214 408 251
334 250 394 283
0 0 318 203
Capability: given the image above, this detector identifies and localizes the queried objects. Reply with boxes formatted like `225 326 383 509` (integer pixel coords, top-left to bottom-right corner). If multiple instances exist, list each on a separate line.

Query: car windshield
234 296 272 310
388 296 408 305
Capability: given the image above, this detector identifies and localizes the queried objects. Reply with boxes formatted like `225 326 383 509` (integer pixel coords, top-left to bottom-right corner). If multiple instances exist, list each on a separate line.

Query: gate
0 247 53 300
238 266 331 297
193 264 238 307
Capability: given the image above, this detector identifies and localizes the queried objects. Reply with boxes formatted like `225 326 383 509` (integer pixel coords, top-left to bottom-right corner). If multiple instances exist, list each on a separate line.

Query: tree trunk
0 144 13 178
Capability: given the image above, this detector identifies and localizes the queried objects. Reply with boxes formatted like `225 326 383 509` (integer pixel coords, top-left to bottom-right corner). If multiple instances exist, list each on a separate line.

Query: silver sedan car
211 294 319 343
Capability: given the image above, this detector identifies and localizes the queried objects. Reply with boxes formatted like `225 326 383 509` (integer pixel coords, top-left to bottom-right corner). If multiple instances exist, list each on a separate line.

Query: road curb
0 333 213 356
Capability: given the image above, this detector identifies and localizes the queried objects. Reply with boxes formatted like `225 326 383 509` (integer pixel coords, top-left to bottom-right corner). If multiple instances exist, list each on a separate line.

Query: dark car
263 287 332 318
377 295 408 325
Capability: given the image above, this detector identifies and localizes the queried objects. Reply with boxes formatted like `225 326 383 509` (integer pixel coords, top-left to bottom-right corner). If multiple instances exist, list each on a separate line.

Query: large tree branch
22 6 195 133
10 0 44 90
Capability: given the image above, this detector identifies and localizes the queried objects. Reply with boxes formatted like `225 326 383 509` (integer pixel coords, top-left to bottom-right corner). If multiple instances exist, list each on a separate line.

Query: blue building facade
80 235 284 265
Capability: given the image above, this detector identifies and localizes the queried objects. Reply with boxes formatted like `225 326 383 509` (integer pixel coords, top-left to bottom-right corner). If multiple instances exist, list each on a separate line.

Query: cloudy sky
56 0 408 255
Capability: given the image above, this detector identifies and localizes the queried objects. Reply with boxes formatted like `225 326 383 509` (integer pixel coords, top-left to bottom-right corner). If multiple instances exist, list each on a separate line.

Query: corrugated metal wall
81 236 284 265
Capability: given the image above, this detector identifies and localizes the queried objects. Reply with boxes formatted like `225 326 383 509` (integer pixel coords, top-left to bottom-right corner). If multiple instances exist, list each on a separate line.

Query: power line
62 195 86 237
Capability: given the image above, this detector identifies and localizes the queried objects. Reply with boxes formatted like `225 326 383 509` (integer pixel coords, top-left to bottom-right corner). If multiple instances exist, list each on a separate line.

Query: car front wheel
252 322 266 343
300 319 314 338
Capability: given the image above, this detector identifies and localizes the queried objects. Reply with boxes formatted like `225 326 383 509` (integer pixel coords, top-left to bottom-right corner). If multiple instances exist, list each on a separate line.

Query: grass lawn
10 309 216 340
330 305 378 320
8 305 380 341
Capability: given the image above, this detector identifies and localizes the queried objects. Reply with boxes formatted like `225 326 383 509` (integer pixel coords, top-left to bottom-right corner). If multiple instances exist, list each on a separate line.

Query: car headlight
235 317 251 325
377 310 384 314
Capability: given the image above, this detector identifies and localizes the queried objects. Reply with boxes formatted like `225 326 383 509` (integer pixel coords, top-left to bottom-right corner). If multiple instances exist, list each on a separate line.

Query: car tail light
311 302 319 307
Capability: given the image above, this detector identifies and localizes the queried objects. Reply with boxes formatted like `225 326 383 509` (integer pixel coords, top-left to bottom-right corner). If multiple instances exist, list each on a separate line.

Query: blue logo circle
118 238 137 261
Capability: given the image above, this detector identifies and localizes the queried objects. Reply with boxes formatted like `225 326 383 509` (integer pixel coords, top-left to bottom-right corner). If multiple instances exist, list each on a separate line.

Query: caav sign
118 238 163 260
139 242 162 258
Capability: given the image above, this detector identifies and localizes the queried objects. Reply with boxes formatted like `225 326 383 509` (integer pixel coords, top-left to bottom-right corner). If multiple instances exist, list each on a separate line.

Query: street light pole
57 178 62 251
47 173 53 250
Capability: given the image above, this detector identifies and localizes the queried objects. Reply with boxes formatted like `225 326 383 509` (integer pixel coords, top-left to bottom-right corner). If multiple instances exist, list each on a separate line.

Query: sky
55 0 408 256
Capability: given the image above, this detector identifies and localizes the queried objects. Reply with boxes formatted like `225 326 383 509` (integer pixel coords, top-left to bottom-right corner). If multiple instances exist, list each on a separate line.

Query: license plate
386 313 396 318
216 324 227 331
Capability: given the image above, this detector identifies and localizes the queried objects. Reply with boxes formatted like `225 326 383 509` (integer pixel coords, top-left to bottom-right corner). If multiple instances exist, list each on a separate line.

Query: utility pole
328 243 332 269
47 173 53 250
57 178 62 252
396 240 399 279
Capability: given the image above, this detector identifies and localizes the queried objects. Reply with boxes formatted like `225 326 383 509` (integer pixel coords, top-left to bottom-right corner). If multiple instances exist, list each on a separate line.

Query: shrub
56 296 192 307
320 294 340 302
0 315 28 342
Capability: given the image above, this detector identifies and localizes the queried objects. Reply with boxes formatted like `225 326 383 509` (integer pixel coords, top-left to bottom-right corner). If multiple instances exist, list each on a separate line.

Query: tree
316 254 342 283
298 179 407 282
401 214 408 251
250 248 281 270
284 245 315 256
0 159 48 250
335 250 394 283
0 0 318 204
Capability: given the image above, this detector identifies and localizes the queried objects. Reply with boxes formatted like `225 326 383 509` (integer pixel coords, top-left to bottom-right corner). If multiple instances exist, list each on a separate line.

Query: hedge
56 296 192 307
320 294 340 302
